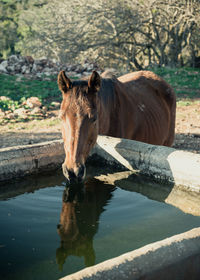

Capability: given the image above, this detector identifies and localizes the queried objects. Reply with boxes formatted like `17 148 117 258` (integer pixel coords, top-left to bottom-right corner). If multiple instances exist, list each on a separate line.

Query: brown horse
57 70 176 184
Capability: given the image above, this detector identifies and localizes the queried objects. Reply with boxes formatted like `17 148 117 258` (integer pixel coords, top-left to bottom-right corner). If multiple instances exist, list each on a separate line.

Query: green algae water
0 170 200 280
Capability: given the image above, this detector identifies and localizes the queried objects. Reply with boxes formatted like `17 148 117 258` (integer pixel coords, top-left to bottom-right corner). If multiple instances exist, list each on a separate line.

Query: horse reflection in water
56 179 115 270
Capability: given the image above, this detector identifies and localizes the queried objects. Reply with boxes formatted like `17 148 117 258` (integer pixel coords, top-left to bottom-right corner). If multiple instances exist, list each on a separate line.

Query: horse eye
87 112 97 122
90 116 97 123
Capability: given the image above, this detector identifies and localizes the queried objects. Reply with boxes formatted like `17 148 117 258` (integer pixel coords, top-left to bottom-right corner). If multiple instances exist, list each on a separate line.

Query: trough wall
0 135 200 192
0 140 64 182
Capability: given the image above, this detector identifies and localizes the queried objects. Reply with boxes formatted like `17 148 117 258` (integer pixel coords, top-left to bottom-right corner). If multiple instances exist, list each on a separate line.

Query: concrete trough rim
92 136 200 191
0 135 200 192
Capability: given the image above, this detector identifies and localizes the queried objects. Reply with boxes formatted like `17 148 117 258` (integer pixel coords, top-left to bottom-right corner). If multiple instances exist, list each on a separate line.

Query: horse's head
58 70 101 184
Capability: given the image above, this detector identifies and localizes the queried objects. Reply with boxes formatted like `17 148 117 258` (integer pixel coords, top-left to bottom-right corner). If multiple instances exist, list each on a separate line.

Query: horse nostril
68 170 76 179
62 164 85 184
77 165 85 180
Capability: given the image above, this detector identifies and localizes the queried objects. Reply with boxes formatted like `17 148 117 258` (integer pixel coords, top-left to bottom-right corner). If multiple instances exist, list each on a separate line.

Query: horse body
98 71 176 146
58 70 176 184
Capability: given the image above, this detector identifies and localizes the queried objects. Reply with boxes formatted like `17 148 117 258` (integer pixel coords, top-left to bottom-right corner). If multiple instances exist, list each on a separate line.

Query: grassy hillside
0 67 200 112
153 67 200 105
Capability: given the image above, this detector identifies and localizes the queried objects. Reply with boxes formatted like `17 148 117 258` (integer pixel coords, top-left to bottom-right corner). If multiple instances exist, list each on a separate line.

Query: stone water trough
0 135 200 279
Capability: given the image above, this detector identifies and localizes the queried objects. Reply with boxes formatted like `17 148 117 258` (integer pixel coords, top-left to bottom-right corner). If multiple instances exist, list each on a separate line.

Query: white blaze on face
63 116 73 152
62 114 76 171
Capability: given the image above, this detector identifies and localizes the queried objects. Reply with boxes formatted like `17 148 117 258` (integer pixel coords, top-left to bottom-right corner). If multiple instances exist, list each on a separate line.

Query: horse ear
88 71 101 92
57 71 72 92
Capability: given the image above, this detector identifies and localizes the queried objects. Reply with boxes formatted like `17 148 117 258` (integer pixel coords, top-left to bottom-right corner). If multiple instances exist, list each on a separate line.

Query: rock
83 63 93 72
7 55 20 64
26 97 42 108
42 106 47 113
76 65 85 73
74 73 82 78
68 65 77 72
0 109 5 118
0 61 8 73
36 73 42 78
0 55 101 79
6 112 15 120
65 71 77 77
25 56 34 64
21 65 28 74
50 102 60 109
30 107 42 115
82 71 91 77
6 65 15 73
43 68 51 76
37 59 48 67
13 108 27 118
0 96 11 101
31 63 38 73
14 63 22 73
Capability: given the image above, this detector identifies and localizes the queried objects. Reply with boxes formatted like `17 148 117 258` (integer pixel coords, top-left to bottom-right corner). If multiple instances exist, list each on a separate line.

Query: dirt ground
0 104 200 154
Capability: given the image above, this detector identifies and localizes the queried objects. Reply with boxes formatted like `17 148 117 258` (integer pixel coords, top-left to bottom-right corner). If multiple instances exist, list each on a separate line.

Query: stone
25 56 34 64
31 63 38 73
50 102 60 109
36 73 42 78
14 108 27 118
6 65 15 73
0 96 11 101
26 97 42 108
65 71 77 77
82 71 91 77
6 112 15 119
42 106 47 113
0 55 101 79
30 107 42 115
21 65 28 74
14 64 22 73
0 61 8 73
83 63 93 71
0 109 5 117
7 55 20 64
43 71 51 76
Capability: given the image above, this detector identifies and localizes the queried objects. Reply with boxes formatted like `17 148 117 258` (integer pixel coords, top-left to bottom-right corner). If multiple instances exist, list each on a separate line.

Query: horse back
118 71 175 109
116 71 176 146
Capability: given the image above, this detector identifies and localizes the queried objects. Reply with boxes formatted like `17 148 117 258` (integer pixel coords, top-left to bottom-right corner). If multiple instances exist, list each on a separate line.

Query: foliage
0 67 199 113
0 98 19 111
16 0 200 70
152 67 200 99
0 0 200 70
0 0 48 58
0 74 61 108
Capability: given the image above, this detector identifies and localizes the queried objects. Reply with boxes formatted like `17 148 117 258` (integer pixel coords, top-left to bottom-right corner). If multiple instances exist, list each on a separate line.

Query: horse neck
97 78 118 135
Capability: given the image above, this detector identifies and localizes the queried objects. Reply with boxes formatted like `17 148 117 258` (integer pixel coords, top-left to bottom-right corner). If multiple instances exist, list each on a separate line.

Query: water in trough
0 167 200 280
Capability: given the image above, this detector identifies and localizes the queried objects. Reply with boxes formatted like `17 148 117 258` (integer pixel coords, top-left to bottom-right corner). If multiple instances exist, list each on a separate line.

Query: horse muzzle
62 163 86 185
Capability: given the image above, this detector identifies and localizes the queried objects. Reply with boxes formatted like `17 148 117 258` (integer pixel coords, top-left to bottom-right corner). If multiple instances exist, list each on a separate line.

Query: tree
0 0 48 58
12 0 200 69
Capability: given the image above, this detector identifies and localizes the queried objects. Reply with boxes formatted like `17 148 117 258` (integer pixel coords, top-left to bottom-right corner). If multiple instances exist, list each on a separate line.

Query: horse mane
98 74 116 109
